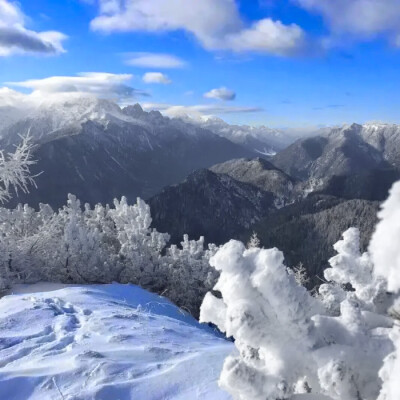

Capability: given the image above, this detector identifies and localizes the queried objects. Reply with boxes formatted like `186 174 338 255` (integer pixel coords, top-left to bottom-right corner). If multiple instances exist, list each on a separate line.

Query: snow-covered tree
370 181 400 293
0 136 37 203
164 235 219 315
0 192 217 315
44 194 117 283
200 228 396 400
247 231 260 249
291 262 309 287
108 196 170 288
370 181 400 400
201 240 323 400
0 136 37 290
320 227 388 314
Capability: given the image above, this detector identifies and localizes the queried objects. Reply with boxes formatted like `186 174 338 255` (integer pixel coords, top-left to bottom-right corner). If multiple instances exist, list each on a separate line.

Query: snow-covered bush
201 240 324 400
164 235 219 314
107 196 170 288
0 194 218 315
200 179 400 400
320 227 388 314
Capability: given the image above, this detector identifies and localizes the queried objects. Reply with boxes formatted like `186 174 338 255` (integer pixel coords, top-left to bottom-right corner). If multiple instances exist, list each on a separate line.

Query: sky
1 0 400 129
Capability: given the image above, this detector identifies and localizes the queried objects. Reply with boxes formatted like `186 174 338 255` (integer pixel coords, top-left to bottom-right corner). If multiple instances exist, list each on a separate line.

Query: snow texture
0 283 232 400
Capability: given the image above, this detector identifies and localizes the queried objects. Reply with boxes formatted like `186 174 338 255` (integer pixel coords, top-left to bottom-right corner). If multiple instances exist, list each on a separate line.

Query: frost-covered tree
107 197 170 288
42 195 118 284
321 227 388 314
291 262 309 287
164 235 219 314
370 181 400 400
247 231 260 249
0 193 217 314
201 240 323 400
0 136 37 290
370 181 400 293
0 136 37 203
200 228 396 400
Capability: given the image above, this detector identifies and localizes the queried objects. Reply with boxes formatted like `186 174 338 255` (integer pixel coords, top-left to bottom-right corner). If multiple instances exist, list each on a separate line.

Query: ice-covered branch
0 136 37 203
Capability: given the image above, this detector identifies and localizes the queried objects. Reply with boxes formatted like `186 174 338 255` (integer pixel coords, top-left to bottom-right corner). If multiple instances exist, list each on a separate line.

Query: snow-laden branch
0 135 37 203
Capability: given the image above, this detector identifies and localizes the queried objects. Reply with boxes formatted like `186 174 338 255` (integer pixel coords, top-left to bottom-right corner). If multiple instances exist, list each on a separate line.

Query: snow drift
0 283 232 400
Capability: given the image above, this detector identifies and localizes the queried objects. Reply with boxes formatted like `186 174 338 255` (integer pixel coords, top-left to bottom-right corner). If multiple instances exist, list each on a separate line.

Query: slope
0 283 232 400
149 168 275 244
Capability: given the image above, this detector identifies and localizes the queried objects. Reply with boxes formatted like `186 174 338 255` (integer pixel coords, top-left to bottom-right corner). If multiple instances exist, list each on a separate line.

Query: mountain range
2 97 399 280
196 117 294 155
1 98 258 208
148 122 400 277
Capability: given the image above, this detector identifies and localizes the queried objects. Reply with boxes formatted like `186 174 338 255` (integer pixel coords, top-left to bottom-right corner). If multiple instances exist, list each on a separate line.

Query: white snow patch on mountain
0 283 233 400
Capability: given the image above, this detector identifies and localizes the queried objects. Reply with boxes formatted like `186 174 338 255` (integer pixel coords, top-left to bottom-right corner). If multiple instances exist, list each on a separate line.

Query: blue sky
1 0 400 128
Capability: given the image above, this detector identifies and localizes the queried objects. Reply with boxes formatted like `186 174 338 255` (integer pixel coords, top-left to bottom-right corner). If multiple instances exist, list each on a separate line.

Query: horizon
1 90 397 133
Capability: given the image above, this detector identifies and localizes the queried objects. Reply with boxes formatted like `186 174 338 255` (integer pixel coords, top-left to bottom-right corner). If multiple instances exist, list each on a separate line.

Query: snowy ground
0 283 233 400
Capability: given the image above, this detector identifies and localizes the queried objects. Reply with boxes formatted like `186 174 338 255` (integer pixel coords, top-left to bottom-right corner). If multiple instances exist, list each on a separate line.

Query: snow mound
0 283 232 400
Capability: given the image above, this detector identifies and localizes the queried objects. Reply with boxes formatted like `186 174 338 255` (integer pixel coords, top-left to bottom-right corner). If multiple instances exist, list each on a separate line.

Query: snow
0 283 233 400
370 181 400 292
378 326 400 400
0 95 151 143
200 236 395 400
255 148 277 157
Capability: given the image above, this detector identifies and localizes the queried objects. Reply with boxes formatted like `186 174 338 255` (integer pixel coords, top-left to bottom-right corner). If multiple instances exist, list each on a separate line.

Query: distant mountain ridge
0 97 256 208
195 117 294 155
149 168 275 244
272 122 400 180
149 121 400 278
210 158 297 208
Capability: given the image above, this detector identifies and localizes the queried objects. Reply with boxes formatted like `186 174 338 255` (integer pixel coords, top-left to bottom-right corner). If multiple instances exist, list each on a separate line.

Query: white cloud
142 72 172 84
142 102 262 119
297 0 400 44
204 87 236 101
6 72 147 101
223 19 306 55
0 87 31 106
90 0 307 56
125 52 186 68
0 0 67 56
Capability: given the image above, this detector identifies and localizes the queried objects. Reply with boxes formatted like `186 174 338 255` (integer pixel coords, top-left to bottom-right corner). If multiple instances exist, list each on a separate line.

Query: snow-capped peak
32 94 123 125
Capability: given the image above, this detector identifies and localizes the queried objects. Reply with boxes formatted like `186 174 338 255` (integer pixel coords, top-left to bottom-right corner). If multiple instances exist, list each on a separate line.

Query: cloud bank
142 102 263 119
90 0 307 56
87 0 400 54
0 0 67 56
297 0 400 46
3 72 147 105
